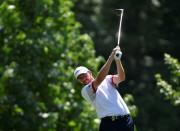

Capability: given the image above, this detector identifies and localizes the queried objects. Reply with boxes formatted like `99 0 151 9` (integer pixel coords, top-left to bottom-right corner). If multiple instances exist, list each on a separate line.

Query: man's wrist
109 53 114 59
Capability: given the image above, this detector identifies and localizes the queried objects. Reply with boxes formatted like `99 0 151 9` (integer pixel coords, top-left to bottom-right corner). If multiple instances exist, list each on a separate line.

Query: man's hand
109 46 121 58
114 46 121 51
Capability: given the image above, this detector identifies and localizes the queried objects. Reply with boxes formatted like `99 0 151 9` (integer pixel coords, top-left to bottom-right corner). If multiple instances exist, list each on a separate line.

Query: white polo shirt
81 75 130 118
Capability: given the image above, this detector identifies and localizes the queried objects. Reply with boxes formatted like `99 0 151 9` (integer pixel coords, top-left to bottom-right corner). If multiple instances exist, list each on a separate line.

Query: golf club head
114 9 124 16
115 9 124 11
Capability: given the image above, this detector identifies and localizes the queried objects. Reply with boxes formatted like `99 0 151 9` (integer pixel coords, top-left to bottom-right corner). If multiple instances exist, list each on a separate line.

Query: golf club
115 9 124 60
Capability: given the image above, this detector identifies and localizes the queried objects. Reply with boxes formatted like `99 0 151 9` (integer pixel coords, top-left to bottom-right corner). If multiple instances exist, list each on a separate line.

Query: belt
101 114 130 121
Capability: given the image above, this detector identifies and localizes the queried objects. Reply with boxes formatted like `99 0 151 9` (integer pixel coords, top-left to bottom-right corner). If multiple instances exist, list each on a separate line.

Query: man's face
77 72 93 85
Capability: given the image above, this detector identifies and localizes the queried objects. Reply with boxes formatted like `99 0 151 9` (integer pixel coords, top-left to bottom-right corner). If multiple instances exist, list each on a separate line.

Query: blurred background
0 0 179 131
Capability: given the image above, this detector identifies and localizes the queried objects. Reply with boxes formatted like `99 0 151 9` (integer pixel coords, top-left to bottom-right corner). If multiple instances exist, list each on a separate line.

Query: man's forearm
97 56 113 81
115 60 125 81
93 54 114 87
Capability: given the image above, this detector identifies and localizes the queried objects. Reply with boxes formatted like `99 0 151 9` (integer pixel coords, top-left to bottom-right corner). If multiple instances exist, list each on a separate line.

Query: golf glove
114 50 122 60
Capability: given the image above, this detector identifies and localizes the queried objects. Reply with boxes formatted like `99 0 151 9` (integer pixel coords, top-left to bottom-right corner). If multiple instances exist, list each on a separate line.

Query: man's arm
92 47 117 91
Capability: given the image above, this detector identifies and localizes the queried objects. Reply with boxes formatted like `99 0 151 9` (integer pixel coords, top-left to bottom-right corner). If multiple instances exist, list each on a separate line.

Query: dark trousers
99 115 134 131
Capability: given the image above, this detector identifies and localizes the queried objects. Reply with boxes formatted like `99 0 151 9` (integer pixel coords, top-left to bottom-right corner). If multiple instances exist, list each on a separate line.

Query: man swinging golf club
74 9 134 131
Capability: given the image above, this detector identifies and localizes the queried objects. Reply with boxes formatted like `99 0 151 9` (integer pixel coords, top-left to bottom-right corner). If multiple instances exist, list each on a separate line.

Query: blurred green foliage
155 54 180 106
0 0 104 130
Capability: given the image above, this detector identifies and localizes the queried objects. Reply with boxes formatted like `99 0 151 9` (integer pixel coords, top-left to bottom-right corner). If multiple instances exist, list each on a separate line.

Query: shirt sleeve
81 83 96 103
106 75 117 87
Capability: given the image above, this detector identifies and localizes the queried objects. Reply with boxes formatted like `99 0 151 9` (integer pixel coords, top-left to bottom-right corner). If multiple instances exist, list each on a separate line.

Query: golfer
74 46 134 131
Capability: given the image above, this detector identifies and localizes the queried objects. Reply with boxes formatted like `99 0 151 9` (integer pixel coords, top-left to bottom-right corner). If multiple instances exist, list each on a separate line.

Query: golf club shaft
117 9 124 46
